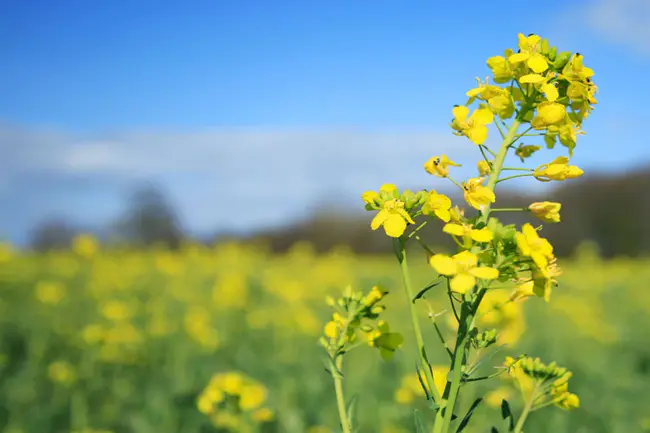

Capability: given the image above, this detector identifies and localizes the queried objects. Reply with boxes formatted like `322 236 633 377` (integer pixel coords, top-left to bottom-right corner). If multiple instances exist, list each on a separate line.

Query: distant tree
117 184 184 248
29 218 77 252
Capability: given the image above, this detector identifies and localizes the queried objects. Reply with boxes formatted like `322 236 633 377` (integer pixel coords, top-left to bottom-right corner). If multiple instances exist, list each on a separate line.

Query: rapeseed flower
516 224 555 269
451 105 494 145
421 190 452 222
424 154 460 177
529 201 561 223
443 222 494 243
429 250 499 294
534 157 584 182
463 177 496 210
370 198 415 238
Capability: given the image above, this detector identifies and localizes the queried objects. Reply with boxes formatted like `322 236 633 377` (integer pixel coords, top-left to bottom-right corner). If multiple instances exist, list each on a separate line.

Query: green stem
496 173 534 184
479 118 522 224
446 175 465 191
394 239 442 406
514 381 540 433
439 300 475 432
490 208 529 212
332 357 352 433
502 167 533 172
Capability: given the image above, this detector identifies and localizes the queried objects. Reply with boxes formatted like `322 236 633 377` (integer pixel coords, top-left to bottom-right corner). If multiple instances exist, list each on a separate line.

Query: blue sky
1 0 649 244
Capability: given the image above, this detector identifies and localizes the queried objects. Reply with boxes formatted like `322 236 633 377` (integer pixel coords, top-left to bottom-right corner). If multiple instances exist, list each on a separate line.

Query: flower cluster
504 356 580 411
197 371 274 431
350 32 595 433
320 285 403 360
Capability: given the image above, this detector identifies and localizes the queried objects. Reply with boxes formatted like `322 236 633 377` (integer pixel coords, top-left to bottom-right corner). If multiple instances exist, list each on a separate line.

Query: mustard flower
477 160 491 176
529 201 561 223
449 205 465 223
370 198 415 238
429 250 499 294
508 33 549 75
562 53 594 82
531 101 567 130
487 51 515 83
424 154 460 177
532 258 561 301
534 157 584 182
466 78 515 119
516 223 554 270
463 177 495 210
421 190 452 222
451 105 494 145
443 222 493 243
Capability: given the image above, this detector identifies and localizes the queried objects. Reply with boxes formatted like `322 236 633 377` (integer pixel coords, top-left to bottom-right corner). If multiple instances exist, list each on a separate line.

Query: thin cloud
586 0 650 55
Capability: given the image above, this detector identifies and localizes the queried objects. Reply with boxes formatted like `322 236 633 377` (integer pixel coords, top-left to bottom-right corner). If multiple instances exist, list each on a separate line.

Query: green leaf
413 409 429 433
501 399 515 431
491 428 500 433
346 394 359 428
412 280 441 303
456 398 483 432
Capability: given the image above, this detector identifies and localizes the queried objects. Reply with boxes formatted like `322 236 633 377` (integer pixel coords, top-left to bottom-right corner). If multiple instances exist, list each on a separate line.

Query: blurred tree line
28 167 650 258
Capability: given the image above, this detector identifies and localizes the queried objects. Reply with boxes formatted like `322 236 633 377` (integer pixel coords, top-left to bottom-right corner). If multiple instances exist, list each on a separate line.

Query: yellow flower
361 191 380 205
516 223 554 270
252 407 274 422
429 250 499 294
423 155 460 177
562 53 594 82
362 285 387 307
72 234 99 258
529 201 561 223
35 281 66 305
532 258 562 301
451 106 494 145
508 33 549 74
510 280 535 302
531 102 566 130
556 392 580 410
421 191 452 222
443 223 493 243
449 205 465 223
239 383 268 410
477 160 491 176
534 157 584 182
211 372 244 395
463 177 495 210
466 78 515 119
370 199 415 238
487 51 516 83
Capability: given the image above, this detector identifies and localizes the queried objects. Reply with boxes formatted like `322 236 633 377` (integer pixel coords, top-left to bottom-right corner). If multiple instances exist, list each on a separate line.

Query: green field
0 240 648 433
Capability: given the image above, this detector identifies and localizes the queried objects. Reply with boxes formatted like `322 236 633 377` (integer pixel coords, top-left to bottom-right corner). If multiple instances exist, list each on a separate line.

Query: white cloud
0 124 479 234
586 0 650 55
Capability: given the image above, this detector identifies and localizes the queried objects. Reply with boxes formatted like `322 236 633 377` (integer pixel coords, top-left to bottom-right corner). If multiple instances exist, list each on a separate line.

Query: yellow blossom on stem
534 157 584 182
451 105 494 145
529 201 561 223
516 223 554 269
477 160 491 176
532 258 562 301
429 250 499 294
424 155 461 177
421 190 452 222
531 101 567 129
443 222 494 243
462 177 496 210
370 199 414 238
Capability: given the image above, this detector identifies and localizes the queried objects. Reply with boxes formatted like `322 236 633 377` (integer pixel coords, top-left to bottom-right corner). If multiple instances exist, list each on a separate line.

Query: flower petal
452 106 469 122
383 214 407 238
469 266 499 280
429 254 458 276
370 210 389 231
443 223 465 237
470 227 494 243
519 74 545 84
450 273 476 294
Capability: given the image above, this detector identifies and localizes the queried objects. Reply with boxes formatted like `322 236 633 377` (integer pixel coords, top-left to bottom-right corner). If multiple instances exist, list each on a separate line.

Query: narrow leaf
456 397 483 432
501 399 515 431
413 409 429 433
